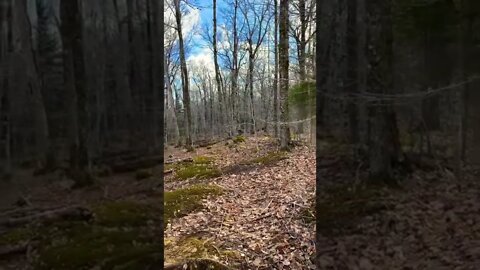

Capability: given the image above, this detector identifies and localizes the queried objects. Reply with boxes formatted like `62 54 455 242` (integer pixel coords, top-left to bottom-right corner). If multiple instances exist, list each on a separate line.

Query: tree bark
16 0 50 170
366 0 400 184
60 0 89 175
213 0 225 136
279 0 290 150
346 0 359 155
273 0 279 137
174 0 193 149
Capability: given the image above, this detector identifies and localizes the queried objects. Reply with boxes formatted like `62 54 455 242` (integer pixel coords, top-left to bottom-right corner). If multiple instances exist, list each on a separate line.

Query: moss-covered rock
164 184 223 222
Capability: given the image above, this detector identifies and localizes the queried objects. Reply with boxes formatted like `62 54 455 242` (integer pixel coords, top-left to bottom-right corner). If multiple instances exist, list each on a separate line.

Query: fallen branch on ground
0 206 92 228
0 242 29 258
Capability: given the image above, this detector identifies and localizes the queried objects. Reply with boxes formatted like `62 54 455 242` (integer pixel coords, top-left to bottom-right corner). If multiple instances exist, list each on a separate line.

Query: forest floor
315 140 480 269
163 135 316 269
1 135 480 269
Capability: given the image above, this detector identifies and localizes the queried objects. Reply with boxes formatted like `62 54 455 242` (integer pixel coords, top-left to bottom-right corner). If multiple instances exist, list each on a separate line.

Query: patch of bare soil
165 137 316 269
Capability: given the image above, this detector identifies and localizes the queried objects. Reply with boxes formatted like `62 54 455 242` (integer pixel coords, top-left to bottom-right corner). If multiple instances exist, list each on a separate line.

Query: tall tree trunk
248 47 256 134
16 0 50 170
212 0 225 136
0 0 13 175
346 0 359 154
273 0 279 137
174 0 193 149
279 0 290 150
231 0 239 135
126 0 138 147
458 0 475 169
298 0 307 82
366 0 400 184
165 57 180 145
146 0 160 149
60 0 90 183
357 0 368 153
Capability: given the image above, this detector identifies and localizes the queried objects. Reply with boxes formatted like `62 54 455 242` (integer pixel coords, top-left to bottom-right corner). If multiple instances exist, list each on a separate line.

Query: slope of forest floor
164 136 316 269
2 135 480 269
315 139 480 269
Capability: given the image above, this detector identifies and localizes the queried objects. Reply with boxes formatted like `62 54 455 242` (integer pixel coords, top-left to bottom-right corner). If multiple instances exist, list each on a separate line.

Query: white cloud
187 47 215 74
164 1 201 46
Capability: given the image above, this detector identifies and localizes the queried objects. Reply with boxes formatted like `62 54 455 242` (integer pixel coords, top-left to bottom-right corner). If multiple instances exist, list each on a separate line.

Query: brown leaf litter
165 137 316 269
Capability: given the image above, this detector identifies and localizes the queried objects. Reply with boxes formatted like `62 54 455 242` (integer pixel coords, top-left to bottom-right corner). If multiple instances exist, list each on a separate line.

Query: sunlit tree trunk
174 0 193 149
279 0 290 150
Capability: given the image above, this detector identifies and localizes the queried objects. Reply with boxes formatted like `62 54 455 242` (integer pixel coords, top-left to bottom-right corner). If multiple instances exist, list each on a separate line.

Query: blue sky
188 0 229 56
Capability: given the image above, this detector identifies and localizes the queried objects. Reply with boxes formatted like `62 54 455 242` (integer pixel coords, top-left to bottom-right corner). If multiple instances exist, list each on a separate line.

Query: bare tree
239 0 272 134
279 0 290 150
174 0 193 150
60 0 90 183
366 0 401 184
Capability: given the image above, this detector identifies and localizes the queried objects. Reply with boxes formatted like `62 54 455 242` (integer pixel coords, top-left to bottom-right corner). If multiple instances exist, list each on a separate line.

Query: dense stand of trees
0 0 163 184
164 0 316 149
317 0 480 183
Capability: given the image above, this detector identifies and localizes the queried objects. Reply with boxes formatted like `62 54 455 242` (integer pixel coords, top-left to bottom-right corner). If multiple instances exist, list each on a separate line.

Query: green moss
193 156 214 164
317 184 390 236
35 224 157 270
165 236 240 267
0 227 35 245
175 164 221 180
102 245 162 269
93 200 157 227
242 151 288 165
164 184 223 222
135 169 153 180
166 158 220 181
232 135 245 144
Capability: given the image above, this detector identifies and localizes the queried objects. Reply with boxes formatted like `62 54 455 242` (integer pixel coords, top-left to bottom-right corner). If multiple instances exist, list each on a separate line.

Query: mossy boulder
164 184 223 222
